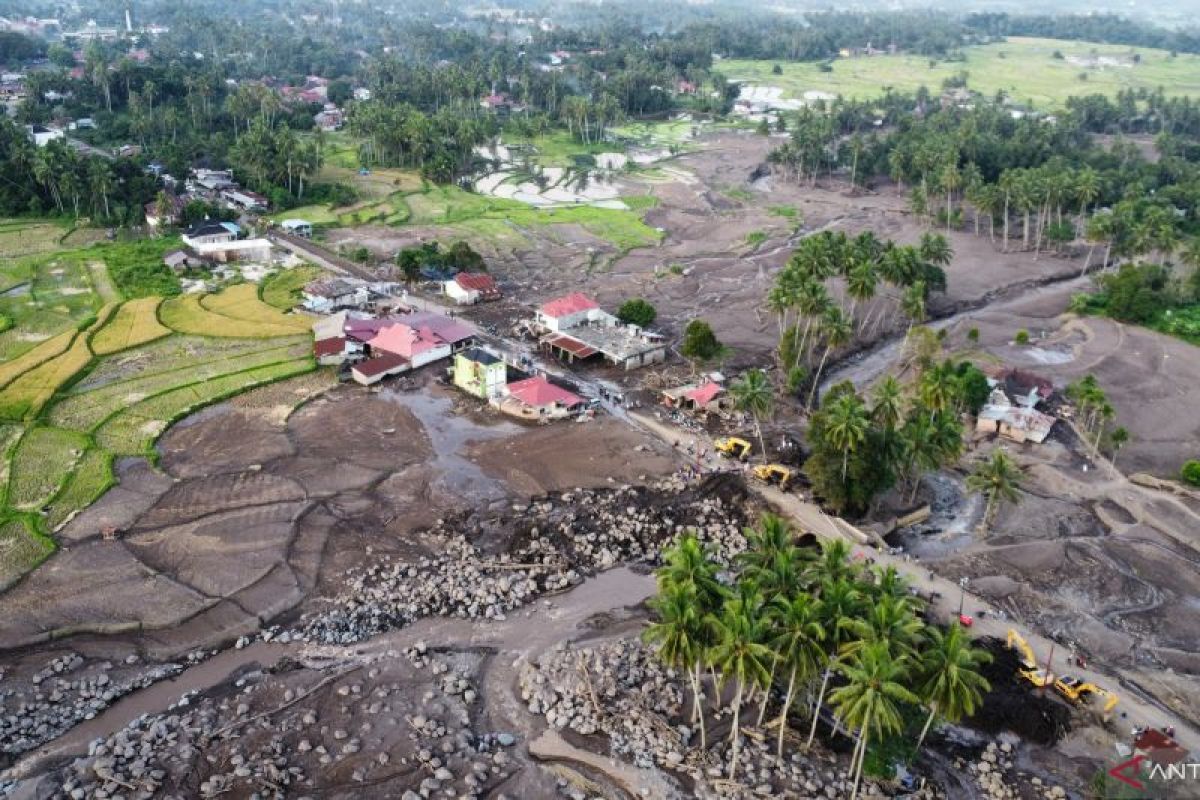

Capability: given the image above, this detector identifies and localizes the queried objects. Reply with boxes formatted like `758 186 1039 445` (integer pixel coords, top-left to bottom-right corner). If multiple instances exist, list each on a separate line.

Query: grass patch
501 130 615 168
726 188 754 202
44 448 114 530
769 205 799 218
621 194 660 211
94 357 316 456
200 284 313 332
0 516 53 591
91 297 171 355
6 426 90 510
1155 304 1200 344
721 36 1200 109
0 219 71 259
91 239 182 299
261 265 324 310
86 261 120 303
746 230 768 248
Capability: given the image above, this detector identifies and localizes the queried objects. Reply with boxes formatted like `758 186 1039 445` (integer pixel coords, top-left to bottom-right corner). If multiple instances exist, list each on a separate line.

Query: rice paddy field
721 36 1200 109
0 237 319 590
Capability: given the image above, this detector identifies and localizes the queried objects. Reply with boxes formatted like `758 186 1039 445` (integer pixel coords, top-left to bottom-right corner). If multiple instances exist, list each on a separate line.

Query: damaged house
534 292 666 371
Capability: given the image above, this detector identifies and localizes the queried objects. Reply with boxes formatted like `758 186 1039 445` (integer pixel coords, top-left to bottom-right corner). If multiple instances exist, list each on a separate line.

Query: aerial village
3 4 1200 799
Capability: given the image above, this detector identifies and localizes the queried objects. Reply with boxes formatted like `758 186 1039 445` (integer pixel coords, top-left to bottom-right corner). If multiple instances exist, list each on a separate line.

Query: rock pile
0 654 182 757
303 476 753 644
962 741 1068 800
519 638 946 799
34 645 522 799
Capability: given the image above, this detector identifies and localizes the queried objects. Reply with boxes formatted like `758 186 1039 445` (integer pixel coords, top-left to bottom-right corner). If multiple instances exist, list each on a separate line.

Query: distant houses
180 221 272 264
26 124 64 147
280 219 314 238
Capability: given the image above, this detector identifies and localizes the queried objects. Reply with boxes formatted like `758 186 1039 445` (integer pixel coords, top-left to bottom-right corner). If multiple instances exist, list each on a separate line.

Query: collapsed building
533 293 666 371
975 368 1056 444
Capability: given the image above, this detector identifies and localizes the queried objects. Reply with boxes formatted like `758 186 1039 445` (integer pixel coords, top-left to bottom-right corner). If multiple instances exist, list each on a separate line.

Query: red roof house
685 381 724 407
540 292 598 318
505 376 583 411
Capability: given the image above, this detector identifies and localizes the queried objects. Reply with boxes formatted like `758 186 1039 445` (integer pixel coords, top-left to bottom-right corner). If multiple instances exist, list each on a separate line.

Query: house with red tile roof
444 272 501 305
536 292 605 332
498 375 583 420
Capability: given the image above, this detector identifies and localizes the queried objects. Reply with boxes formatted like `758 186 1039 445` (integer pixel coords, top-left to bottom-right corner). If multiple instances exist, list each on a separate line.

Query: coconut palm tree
805 577 863 749
847 594 922 658
658 534 724 614
1108 426 1130 469
770 593 825 761
918 359 958 422
731 369 774 464
967 449 1023 535
845 261 877 334
919 232 953 268
709 595 774 778
831 641 920 800
824 393 870 481
900 282 926 337
806 307 852 411
870 376 905 433
643 581 711 747
915 622 992 752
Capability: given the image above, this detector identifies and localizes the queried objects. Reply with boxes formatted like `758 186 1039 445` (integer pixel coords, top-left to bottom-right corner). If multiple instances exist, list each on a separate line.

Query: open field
90 297 170 355
0 219 70 259
722 36 1200 108
260 265 323 309
160 293 309 338
0 255 316 589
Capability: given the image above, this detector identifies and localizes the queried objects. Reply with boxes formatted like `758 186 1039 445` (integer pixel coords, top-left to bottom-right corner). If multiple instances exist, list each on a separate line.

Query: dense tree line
0 119 154 222
965 13 1200 56
645 524 992 795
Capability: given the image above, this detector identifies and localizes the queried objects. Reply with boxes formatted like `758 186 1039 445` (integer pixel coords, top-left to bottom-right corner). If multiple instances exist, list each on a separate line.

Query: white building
535 292 610 332
26 124 63 147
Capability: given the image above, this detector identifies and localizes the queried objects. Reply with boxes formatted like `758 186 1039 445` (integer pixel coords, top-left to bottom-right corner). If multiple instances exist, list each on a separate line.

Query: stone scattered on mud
301 475 753 644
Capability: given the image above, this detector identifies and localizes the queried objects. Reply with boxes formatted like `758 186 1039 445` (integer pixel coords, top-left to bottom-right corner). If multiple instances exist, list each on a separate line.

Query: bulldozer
752 463 794 490
714 437 752 461
1006 629 1055 689
1053 676 1119 721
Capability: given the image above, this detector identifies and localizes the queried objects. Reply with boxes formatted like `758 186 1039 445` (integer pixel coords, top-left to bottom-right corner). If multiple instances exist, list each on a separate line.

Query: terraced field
0 275 318 590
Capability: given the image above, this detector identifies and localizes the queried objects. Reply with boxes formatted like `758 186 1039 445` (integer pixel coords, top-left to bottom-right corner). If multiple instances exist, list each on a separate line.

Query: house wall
453 355 506 399
445 282 478 305
618 345 667 370
409 344 453 370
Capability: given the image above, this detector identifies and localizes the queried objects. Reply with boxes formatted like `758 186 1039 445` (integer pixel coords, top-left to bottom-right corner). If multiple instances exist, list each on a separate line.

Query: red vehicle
959 614 974 627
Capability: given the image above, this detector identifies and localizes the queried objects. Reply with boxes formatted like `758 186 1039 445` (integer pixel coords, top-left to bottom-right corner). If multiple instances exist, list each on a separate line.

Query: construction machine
752 463 794 490
714 437 752 461
1006 629 1055 688
1053 676 1120 721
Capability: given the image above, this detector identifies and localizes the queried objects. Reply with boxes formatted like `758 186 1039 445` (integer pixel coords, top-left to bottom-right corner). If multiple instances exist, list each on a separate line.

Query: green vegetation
93 239 183 299
722 37 1200 108
7 427 90 510
768 205 799 219
967 450 1024 536
1074 263 1200 345
681 319 722 362
745 230 768 248
0 263 317 590
0 517 52 591
1182 460 1200 487
0 219 74 259
261 266 324 310
1014 329 1030 345
616 298 657 327
644 522 992 787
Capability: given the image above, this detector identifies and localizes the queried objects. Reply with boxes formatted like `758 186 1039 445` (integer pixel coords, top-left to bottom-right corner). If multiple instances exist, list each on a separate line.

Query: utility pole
957 576 969 617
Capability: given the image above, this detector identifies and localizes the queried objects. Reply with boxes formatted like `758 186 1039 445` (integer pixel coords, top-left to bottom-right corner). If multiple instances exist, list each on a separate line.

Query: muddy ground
328 132 1088 373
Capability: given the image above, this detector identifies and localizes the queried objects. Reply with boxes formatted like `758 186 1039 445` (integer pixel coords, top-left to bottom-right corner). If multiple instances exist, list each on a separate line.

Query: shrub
617 298 657 328
1182 460 1200 487
1014 329 1030 345
967 327 980 343
681 319 721 362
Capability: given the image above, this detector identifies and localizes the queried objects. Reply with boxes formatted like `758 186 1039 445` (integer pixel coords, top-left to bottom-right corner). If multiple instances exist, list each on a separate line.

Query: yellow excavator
1053 676 1120 721
714 437 752 461
752 463 794 490
1006 629 1055 689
